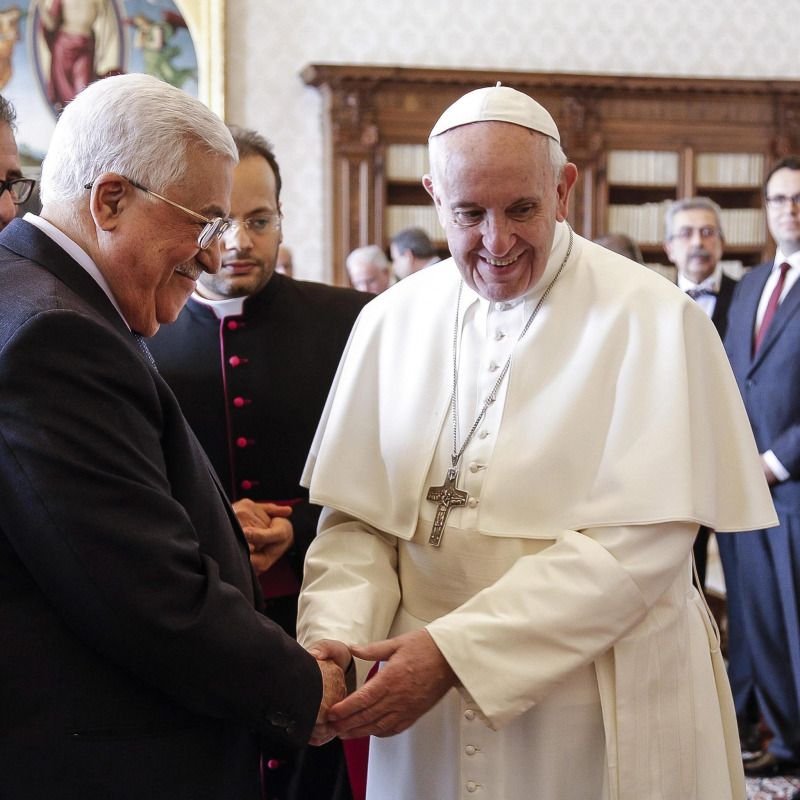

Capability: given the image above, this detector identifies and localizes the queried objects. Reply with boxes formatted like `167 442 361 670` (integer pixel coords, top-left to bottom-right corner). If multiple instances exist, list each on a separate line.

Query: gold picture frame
175 0 226 118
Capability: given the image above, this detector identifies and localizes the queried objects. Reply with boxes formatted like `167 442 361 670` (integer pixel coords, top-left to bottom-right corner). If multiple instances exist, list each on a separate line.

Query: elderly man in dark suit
663 196 738 585
724 156 800 783
0 74 343 800
150 126 370 800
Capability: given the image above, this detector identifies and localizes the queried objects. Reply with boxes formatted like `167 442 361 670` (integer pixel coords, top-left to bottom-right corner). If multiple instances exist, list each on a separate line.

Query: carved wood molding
303 64 800 282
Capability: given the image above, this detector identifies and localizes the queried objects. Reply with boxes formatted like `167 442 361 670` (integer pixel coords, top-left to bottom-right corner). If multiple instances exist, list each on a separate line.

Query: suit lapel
0 218 130 337
738 262 774 374
711 274 736 337
752 270 800 367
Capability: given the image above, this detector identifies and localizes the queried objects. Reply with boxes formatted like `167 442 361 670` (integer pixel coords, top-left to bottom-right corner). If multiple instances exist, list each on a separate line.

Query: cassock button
241 480 252 490
234 397 245 407
478 430 489 439
466 780 478 792
467 497 478 508
266 759 281 770
465 745 476 755
494 330 505 341
227 320 239 330
229 355 241 367
468 461 479 473
236 437 248 448
488 362 500 372
464 709 476 720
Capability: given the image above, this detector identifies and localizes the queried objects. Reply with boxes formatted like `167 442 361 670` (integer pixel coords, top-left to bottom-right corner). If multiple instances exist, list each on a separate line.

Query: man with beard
149 126 370 800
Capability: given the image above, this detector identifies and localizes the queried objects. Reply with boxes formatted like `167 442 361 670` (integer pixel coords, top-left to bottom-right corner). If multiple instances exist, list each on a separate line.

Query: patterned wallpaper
226 0 799 283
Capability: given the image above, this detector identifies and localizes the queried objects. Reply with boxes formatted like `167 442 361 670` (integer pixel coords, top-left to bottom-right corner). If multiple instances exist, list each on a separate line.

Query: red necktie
754 262 791 355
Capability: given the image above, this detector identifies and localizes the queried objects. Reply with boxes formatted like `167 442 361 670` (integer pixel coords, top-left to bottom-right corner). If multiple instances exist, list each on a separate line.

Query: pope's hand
312 628 457 741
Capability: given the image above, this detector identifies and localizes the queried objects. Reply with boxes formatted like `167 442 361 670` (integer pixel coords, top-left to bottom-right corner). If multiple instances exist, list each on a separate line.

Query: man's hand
312 629 458 742
308 642 349 746
233 499 294 574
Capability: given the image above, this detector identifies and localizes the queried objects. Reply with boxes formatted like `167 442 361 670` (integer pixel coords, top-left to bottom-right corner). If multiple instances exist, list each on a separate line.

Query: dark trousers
735 514 800 760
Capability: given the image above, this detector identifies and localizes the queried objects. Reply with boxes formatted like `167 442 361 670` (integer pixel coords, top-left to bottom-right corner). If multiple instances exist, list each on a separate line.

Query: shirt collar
23 212 129 328
773 249 800 272
676 263 722 294
191 292 246 319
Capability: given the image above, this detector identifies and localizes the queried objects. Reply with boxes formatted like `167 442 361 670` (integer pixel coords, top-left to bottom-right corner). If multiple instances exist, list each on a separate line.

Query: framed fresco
0 0 224 168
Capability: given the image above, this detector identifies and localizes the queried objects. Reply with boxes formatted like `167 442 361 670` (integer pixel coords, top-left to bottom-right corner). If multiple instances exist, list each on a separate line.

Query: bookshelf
301 65 800 285
606 149 766 273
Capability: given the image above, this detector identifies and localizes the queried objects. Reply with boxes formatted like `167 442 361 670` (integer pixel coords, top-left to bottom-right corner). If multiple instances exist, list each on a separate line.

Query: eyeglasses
667 226 722 241
765 194 800 210
222 214 283 237
0 176 36 205
84 178 229 250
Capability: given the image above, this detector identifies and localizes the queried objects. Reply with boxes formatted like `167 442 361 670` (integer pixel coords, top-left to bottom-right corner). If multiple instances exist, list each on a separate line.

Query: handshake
306 629 458 746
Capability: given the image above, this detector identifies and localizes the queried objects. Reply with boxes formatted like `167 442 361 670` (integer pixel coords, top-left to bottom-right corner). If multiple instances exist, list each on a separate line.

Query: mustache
689 248 711 260
222 250 258 263
175 262 202 280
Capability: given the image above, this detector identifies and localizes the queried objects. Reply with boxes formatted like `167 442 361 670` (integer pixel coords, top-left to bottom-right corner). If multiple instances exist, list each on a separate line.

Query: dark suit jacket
0 220 322 799
711 272 737 340
149 274 370 632
724 258 800 513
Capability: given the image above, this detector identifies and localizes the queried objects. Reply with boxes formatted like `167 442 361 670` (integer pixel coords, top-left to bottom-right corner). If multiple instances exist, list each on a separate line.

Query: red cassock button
241 480 252 490
266 759 281 770
236 437 248 448
227 320 238 330
233 397 245 407
228 355 241 367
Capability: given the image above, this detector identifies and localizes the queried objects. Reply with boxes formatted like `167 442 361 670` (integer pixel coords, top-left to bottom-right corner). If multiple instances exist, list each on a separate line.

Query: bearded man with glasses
149 125 370 800
0 74 345 799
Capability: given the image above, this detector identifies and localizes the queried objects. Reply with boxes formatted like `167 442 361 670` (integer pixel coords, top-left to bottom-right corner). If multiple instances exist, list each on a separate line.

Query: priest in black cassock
149 126 370 800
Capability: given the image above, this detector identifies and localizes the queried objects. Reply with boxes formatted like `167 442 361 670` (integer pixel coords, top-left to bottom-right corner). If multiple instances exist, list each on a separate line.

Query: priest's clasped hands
307 628 458 744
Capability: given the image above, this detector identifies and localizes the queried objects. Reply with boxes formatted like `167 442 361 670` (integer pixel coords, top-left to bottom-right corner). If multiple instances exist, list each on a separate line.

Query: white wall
225 0 797 283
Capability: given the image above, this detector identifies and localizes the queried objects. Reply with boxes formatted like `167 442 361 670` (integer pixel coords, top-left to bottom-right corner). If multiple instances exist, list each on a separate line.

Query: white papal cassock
297 221 778 800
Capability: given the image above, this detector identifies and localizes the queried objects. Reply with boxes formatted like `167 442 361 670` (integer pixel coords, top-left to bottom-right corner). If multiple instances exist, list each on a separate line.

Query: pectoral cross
426 467 468 547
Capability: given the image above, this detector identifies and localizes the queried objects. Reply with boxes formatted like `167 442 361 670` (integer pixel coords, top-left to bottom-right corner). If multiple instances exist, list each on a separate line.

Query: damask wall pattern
226 0 798 283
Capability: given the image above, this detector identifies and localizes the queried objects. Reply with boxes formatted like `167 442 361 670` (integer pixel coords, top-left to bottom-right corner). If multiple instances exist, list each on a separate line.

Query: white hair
40 74 237 205
346 244 390 273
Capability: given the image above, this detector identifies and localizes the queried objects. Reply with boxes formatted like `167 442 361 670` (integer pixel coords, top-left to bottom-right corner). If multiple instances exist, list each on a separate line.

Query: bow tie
686 287 717 299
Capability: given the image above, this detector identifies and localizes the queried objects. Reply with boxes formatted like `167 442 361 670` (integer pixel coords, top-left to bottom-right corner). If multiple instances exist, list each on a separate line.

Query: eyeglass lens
767 194 800 209
1 178 35 205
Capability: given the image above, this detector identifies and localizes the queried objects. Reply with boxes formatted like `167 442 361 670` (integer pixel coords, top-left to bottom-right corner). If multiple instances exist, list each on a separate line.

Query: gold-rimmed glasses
84 178 229 250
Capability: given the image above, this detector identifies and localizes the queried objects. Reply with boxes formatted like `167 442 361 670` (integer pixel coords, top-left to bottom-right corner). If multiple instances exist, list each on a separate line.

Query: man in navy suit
664 196 738 590
0 74 344 799
724 156 800 780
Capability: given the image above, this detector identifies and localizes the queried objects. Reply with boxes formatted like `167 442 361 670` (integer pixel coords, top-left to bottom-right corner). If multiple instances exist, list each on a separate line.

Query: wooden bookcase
301 64 800 285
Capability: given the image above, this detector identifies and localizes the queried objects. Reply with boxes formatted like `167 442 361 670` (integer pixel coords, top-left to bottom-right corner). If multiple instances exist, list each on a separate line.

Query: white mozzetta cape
302 224 775 540
300 224 777 799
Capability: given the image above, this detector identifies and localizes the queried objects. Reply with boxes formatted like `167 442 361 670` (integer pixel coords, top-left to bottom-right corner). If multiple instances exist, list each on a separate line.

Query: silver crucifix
426 467 468 547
